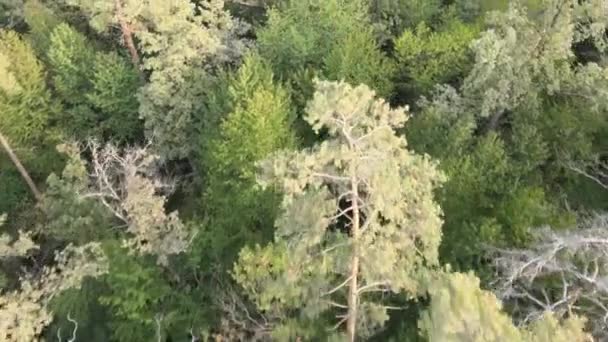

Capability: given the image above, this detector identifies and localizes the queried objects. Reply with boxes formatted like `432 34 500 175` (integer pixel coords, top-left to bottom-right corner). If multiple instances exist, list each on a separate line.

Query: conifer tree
47 23 142 142
198 53 295 267
23 0 60 56
234 80 444 340
0 29 55 146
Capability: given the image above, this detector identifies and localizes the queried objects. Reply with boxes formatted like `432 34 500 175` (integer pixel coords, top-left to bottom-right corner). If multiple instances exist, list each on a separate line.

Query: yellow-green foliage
420 272 590 342
198 53 295 267
0 241 107 341
47 23 95 104
395 20 479 93
0 30 56 146
235 80 445 337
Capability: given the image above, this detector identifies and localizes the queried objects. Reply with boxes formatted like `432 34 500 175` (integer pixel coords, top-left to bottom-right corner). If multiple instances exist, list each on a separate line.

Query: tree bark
346 168 361 342
0 132 42 201
114 0 140 68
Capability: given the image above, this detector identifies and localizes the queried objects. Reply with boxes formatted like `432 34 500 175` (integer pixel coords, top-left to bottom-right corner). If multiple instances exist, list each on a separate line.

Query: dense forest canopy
0 0 607 341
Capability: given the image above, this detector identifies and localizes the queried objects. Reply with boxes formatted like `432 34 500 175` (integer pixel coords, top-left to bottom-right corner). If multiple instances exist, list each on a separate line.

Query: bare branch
490 213 608 339
356 281 390 294
564 158 608 190
323 275 354 296
67 313 78 342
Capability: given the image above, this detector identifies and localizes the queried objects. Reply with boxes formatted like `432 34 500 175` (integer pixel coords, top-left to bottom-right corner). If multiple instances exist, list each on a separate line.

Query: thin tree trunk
346 168 361 342
114 0 140 68
484 110 504 132
0 132 42 201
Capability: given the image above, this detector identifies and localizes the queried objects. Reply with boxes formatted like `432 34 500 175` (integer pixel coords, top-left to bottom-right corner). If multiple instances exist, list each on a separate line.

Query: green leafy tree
258 0 394 98
234 80 445 340
395 19 479 96
23 0 61 56
47 23 142 142
198 53 295 268
419 272 590 342
406 0 608 272
446 1 608 129
0 29 56 146
0 29 62 204
369 0 442 38
63 0 249 159
47 23 95 104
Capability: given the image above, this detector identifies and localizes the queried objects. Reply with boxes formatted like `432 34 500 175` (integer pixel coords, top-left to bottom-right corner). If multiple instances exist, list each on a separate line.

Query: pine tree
234 80 445 340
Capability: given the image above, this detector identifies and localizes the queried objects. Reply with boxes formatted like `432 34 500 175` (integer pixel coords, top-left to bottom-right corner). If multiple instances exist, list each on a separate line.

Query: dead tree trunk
0 132 42 201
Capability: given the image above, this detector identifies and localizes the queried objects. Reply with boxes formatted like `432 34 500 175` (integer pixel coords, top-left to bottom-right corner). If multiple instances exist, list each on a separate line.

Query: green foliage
0 164 29 214
42 143 114 244
407 109 564 270
99 243 172 341
0 29 56 146
134 0 247 159
23 0 61 56
324 26 395 97
47 280 111 342
395 19 479 95
369 0 442 37
86 51 142 142
258 0 365 76
198 53 295 268
406 0 608 274
47 23 141 142
1 1 607 339
258 0 393 97
235 80 445 337
48 23 95 104
419 272 590 342
0 0 23 28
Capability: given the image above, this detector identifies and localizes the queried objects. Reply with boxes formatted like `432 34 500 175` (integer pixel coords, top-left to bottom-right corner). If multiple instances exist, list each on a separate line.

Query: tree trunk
114 0 140 68
484 110 504 133
0 132 42 201
346 169 361 342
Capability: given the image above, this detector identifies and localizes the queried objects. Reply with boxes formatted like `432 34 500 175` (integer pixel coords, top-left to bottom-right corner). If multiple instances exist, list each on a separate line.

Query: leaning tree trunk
346 163 361 342
0 131 42 201
114 0 141 68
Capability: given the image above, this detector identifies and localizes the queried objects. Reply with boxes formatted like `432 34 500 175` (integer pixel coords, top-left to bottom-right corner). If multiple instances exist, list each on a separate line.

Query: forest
0 0 607 341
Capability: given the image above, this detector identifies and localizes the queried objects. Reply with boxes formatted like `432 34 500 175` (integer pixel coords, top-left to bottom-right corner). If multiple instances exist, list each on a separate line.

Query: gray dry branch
564 155 608 191
491 214 608 339
76 140 192 265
